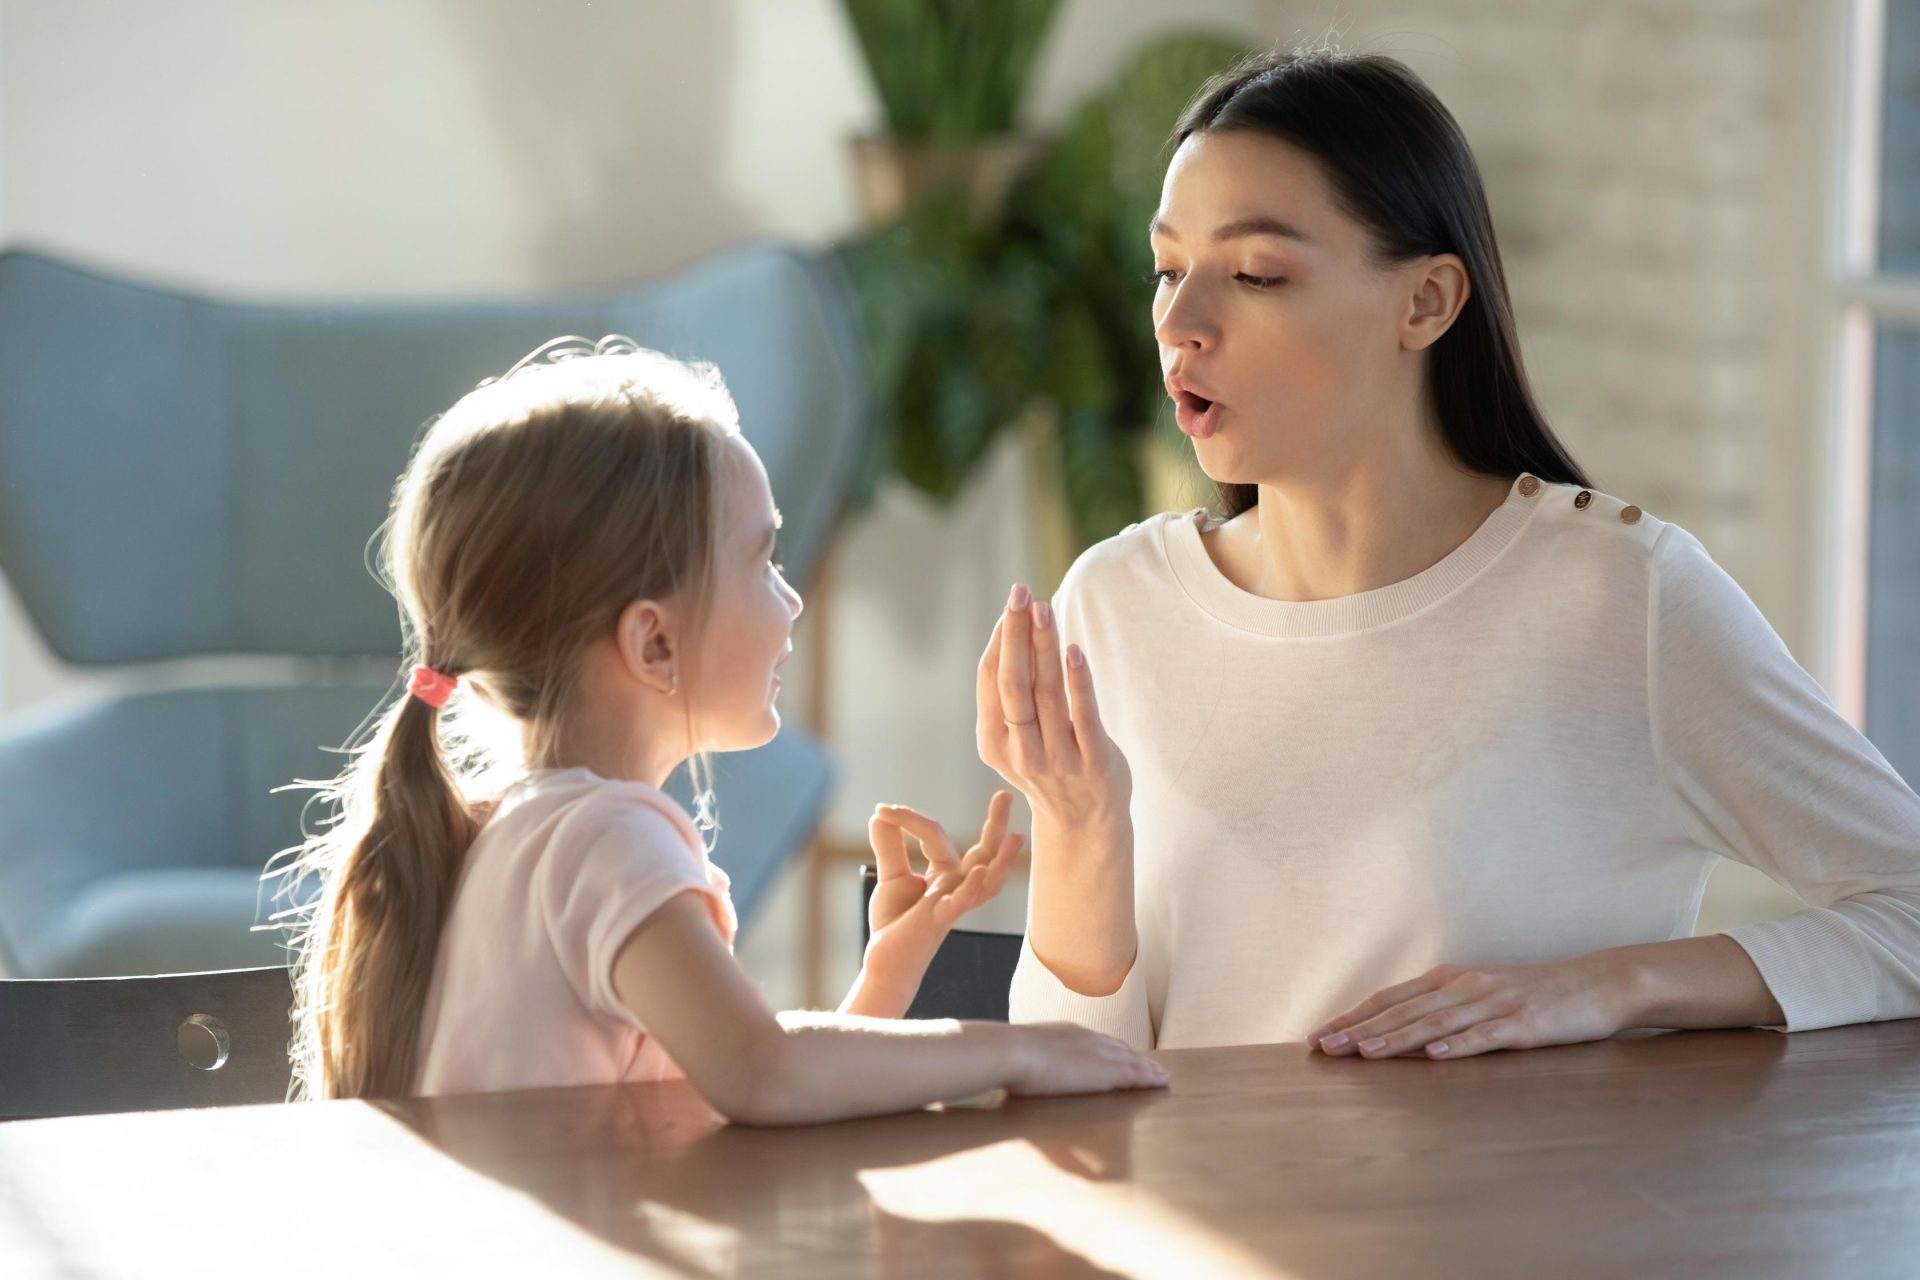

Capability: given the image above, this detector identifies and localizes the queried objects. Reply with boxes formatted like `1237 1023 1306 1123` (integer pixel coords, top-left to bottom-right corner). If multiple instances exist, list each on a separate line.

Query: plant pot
849 134 1042 230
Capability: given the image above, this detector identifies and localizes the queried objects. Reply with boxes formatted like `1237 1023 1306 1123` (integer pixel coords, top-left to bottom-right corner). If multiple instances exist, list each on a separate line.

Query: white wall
0 0 1839 996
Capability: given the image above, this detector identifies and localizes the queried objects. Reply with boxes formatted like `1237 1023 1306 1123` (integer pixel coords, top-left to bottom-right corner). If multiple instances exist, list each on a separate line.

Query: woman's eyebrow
1148 214 1314 245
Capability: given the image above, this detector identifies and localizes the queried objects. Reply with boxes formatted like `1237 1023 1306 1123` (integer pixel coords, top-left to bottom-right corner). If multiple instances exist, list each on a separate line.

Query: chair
0 242 867 978
0 965 293 1119
859 865 1023 1021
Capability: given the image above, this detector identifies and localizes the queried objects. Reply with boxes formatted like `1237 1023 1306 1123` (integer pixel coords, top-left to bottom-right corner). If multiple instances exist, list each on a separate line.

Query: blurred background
0 0 1912 1012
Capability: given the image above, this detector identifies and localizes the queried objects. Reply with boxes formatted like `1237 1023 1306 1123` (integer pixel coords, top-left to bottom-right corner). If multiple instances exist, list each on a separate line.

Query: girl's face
1150 130 1437 487
687 434 803 751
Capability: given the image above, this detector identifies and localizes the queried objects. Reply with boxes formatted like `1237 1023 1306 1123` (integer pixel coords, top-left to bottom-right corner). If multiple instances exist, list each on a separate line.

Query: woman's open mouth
1172 389 1223 439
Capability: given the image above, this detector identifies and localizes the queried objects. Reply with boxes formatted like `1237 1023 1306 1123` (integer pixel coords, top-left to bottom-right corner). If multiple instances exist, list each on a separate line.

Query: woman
977 47 1920 1059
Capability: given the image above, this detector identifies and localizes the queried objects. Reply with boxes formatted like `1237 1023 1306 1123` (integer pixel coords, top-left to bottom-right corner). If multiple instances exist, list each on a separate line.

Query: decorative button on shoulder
1573 490 1593 510
1517 475 1541 497
1620 505 1643 525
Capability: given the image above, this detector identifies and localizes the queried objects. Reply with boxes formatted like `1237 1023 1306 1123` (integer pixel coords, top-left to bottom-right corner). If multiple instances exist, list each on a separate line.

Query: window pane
1882 0 1920 271
1866 325 1920 782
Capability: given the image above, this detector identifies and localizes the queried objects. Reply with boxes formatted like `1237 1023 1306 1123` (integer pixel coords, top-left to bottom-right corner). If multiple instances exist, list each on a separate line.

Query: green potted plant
841 0 1061 227
838 12 1251 555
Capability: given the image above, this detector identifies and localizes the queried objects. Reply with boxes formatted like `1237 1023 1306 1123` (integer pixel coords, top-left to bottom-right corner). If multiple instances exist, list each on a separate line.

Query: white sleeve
1650 525 1920 1031
1008 936 1154 1049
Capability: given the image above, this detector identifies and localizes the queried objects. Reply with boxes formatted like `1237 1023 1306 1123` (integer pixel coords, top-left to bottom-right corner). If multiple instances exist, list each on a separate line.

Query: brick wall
1282 0 1832 661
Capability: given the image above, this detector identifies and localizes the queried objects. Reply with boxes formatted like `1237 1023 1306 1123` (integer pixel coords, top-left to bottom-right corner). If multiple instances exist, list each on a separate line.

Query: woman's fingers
997 585 1043 758
1029 597 1076 758
1329 989 1493 1058
1065 644 1108 748
1424 1017 1525 1059
975 611 1008 761
1310 968 1450 1050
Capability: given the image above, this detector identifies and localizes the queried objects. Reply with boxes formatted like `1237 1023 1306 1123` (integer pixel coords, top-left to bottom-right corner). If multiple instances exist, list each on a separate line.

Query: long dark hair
1172 47 1592 516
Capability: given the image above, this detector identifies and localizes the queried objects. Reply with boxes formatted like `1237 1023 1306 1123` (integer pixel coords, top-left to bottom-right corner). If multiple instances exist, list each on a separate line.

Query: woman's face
1150 130 1438 488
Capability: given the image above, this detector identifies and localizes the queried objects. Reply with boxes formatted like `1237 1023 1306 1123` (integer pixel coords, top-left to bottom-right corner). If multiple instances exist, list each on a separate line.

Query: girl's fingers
876 805 959 870
969 790 1013 870
984 833 1024 896
1029 597 1076 759
997 586 1043 757
933 865 989 926
866 809 914 881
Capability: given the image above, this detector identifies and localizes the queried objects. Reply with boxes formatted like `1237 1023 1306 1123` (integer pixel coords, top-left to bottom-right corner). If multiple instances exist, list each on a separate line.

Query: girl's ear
1400 253 1471 352
615 598 680 697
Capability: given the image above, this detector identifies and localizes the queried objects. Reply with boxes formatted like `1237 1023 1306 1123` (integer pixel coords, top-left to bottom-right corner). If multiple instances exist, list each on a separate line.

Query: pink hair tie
407 664 459 709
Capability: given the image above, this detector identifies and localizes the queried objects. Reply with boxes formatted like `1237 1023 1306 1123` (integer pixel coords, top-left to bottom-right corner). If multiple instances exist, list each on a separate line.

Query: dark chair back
859 865 1022 1022
0 966 293 1120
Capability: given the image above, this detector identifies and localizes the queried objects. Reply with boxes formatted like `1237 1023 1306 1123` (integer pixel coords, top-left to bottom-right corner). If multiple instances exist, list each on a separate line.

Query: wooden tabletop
4 1021 1919 1279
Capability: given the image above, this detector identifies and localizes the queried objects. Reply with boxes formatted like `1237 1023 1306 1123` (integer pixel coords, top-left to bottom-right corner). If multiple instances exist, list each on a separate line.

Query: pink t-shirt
411 767 737 1097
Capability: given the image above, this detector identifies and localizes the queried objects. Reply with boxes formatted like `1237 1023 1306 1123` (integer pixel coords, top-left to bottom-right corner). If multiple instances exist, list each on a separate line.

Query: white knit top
1008 475 1920 1049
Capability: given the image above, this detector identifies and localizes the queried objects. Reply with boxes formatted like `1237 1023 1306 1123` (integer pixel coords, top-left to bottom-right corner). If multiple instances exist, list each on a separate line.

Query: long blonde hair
278 337 739 1101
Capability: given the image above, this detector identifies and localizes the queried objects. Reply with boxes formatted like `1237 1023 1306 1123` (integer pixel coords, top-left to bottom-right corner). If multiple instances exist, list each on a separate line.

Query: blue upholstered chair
0 243 867 978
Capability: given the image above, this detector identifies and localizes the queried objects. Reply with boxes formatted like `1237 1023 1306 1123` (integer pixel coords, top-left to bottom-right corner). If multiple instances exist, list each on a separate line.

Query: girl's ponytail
289 675 480 1100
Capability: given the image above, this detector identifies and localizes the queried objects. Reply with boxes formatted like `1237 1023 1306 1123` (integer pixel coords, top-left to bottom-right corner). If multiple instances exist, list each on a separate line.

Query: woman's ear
615 598 680 697
1401 253 1471 352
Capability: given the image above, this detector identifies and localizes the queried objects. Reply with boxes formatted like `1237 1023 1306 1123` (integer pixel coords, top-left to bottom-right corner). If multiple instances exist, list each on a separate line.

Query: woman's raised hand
975 584 1131 832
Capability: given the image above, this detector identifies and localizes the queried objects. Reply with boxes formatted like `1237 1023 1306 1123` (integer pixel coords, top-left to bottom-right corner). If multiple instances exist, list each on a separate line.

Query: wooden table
5 1021 1919 1278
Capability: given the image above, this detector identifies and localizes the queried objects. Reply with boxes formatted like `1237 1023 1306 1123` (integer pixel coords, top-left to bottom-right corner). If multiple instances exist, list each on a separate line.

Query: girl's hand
1006 1022 1168 1096
1308 956 1632 1061
975 584 1131 832
864 791 1024 971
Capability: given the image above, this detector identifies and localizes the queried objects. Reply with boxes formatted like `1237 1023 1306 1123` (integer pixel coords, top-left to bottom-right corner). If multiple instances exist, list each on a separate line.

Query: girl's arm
611 892 1165 1127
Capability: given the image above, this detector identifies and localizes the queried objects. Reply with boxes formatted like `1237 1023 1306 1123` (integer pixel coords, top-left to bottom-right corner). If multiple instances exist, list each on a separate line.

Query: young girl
282 337 1165 1123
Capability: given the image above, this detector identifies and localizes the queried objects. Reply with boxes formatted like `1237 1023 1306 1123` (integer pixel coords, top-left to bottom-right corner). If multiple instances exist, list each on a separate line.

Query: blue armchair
0 243 867 977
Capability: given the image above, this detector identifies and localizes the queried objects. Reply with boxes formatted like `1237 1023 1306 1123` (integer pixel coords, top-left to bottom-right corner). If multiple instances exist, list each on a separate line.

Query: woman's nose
1153 284 1215 352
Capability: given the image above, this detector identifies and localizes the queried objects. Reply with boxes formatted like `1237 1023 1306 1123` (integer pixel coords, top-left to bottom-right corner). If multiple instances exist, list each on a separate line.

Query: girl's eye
1236 273 1284 290
1145 268 1182 287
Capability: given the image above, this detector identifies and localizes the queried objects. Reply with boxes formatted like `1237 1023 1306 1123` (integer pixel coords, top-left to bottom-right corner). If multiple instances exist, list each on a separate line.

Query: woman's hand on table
1308 954 1633 1061
975 583 1131 835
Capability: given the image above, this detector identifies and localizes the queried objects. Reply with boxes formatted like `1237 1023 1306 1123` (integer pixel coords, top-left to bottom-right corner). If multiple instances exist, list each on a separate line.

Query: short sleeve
1650 525 1920 1030
533 796 732 1027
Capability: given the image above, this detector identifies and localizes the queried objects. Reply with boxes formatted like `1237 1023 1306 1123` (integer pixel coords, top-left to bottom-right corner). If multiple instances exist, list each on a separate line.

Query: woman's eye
1145 268 1182 286
1235 273 1284 290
